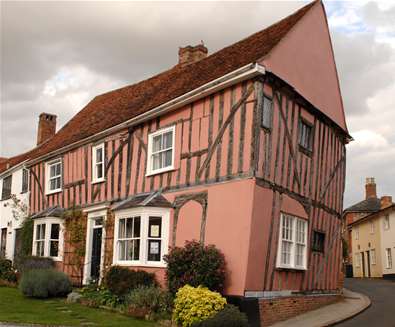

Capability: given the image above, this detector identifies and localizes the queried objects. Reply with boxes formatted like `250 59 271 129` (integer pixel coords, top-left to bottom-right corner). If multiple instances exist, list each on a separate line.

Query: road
336 278 395 327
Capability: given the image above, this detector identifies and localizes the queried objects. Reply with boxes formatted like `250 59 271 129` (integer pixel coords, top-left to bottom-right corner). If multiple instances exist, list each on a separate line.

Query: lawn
0 287 155 327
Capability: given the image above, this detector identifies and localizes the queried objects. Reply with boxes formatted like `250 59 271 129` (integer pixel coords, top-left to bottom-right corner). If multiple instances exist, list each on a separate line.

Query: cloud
1 0 395 208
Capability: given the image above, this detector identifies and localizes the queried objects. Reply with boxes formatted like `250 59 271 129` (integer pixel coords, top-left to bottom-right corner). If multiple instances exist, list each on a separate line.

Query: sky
0 0 394 207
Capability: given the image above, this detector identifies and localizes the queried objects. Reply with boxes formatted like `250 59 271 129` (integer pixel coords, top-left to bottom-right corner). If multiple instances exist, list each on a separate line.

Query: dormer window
147 126 175 176
92 143 105 183
46 159 62 195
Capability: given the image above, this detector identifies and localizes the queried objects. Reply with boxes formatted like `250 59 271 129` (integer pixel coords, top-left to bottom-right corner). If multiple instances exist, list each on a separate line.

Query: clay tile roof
20 0 317 164
344 197 382 213
31 205 66 219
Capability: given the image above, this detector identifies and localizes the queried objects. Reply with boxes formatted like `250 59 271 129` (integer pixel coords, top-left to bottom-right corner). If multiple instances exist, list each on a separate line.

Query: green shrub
14 255 54 273
0 257 17 283
164 241 226 294
191 304 249 327
19 269 72 298
80 283 123 308
126 286 173 320
173 285 227 327
103 266 157 297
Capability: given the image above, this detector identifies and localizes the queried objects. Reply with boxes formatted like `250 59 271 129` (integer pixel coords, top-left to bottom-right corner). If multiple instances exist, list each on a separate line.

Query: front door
90 219 103 281
366 251 371 277
361 252 366 277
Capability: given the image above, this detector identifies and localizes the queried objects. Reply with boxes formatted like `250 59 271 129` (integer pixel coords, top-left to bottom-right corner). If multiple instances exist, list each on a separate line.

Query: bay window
113 208 170 267
32 218 63 260
277 213 308 270
147 126 175 176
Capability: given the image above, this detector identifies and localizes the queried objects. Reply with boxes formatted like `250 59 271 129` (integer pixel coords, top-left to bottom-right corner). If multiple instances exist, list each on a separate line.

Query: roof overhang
27 63 265 167
0 160 28 179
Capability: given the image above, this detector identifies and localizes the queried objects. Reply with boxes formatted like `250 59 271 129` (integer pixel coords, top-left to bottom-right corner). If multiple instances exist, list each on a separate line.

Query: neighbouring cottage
0 1 350 326
345 178 394 279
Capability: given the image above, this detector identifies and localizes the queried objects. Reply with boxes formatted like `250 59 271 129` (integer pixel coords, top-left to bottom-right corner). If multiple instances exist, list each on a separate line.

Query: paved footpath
336 278 395 327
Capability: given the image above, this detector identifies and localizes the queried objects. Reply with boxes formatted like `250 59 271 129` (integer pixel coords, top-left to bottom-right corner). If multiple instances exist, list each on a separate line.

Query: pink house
1 1 350 325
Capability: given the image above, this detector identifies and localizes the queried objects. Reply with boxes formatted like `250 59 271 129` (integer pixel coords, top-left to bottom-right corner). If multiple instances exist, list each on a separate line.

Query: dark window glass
261 96 273 129
1 175 12 200
148 217 162 238
0 228 7 257
50 224 60 239
312 231 325 253
299 120 313 151
22 169 29 193
147 240 161 262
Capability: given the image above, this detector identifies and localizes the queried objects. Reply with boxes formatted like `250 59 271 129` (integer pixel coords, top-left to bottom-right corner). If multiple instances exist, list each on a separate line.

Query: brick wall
259 294 342 326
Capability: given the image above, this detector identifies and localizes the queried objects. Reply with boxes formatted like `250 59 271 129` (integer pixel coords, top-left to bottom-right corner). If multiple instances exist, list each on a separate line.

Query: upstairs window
277 213 308 270
21 168 29 193
46 160 62 194
370 221 375 234
261 96 273 129
312 231 325 253
1 175 12 200
298 120 313 152
147 126 175 176
92 143 105 183
384 215 390 230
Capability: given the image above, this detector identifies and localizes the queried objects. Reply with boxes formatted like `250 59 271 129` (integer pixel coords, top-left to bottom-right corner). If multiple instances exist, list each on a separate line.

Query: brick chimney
37 113 57 145
380 196 392 209
178 44 208 67
365 177 377 199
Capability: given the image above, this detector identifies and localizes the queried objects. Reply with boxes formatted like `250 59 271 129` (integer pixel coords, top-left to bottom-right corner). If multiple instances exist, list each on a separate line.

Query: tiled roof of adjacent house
2 1 319 173
344 197 382 213
348 204 395 227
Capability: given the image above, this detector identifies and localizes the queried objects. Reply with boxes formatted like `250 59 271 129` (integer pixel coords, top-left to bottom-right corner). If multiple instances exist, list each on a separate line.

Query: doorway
361 252 366 277
366 250 371 277
90 218 103 281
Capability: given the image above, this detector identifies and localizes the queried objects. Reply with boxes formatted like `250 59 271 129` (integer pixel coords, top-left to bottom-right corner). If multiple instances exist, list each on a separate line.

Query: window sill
113 261 167 268
146 166 175 177
276 265 307 271
46 189 62 196
92 179 106 185
298 145 313 157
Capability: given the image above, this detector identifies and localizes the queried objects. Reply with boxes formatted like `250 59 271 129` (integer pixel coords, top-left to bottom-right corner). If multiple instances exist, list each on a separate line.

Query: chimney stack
365 177 377 199
178 44 208 67
37 113 57 145
380 196 392 209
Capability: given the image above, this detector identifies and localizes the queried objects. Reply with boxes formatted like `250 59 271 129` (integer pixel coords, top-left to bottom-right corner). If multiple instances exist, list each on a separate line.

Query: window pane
96 163 103 179
50 241 59 257
148 217 161 238
133 217 141 237
163 150 172 168
152 135 162 152
118 240 126 260
126 218 134 238
281 241 291 265
119 219 125 239
163 132 173 149
96 148 103 162
262 96 272 128
55 163 61 175
152 153 161 170
51 224 60 240
50 164 56 177
148 240 161 261
295 244 304 266
132 239 140 260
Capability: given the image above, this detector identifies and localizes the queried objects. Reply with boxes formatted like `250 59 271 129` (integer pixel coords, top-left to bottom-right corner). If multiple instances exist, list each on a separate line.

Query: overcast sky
1 0 394 207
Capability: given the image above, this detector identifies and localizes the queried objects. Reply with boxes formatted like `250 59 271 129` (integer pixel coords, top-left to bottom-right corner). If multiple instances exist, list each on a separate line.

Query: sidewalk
271 289 371 327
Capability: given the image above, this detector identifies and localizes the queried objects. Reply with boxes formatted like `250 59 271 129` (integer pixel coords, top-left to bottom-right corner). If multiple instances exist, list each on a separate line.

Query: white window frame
385 248 392 269
370 221 375 234
276 213 308 270
32 217 64 261
384 215 390 230
92 143 105 184
146 126 175 176
45 159 62 195
113 207 170 267
370 249 376 265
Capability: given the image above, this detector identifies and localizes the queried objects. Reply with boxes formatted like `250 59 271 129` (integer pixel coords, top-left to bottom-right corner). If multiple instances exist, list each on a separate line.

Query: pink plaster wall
261 1 347 132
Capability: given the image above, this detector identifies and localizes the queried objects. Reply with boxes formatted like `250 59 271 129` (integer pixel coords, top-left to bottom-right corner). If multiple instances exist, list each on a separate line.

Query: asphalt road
336 278 395 327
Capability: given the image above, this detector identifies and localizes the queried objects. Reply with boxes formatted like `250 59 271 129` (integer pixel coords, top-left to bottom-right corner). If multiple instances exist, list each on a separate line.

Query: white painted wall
0 165 29 260
380 210 395 276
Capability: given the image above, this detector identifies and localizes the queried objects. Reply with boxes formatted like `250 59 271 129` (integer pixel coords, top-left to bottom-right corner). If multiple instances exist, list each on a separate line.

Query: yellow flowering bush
173 285 227 327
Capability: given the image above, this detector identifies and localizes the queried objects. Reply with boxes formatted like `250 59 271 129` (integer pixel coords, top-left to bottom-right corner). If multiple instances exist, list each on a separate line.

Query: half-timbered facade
3 1 350 325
